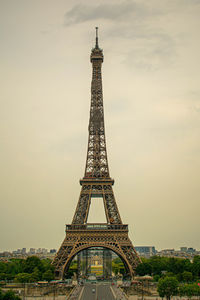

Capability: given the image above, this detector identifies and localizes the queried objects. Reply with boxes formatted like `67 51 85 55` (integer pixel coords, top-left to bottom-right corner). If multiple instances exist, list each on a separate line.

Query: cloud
63 0 200 27
63 1 157 26
63 1 177 70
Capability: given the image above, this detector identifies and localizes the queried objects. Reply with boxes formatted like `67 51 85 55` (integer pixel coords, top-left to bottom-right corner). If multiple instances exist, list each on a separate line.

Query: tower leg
103 248 112 278
77 253 81 279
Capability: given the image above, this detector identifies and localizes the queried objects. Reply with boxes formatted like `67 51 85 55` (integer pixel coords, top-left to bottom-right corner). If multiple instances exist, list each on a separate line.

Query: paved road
80 283 115 300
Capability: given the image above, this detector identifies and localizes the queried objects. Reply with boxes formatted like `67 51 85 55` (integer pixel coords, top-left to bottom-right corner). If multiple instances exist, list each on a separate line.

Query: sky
0 0 200 252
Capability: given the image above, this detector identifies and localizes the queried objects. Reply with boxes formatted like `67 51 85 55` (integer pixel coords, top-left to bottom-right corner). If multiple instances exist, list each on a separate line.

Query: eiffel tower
53 28 141 279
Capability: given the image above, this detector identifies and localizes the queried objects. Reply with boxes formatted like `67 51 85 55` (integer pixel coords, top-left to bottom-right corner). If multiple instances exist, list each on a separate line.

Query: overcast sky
0 0 200 252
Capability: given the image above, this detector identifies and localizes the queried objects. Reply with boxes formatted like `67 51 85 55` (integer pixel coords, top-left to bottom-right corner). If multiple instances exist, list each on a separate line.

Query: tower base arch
53 225 141 279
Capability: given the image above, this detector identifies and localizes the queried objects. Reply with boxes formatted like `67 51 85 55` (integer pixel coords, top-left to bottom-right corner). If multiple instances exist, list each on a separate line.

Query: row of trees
135 255 200 282
111 255 200 281
157 276 200 300
0 256 55 283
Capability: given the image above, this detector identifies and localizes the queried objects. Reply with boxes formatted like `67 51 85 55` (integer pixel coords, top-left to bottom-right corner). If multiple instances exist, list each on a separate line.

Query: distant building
180 247 187 252
50 249 57 254
135 246 156 258
0 251 12 257
29 248 36 254
161 249 175 254
187 247 196 253
35 248 46 254
91 255 103 266
21 248 26 254
156 247 199 259
12 248 26 255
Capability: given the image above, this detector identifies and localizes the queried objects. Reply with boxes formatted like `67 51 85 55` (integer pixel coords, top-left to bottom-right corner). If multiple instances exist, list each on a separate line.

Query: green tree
184 283 195 299
23 256 43 273
0 273 6 281
135 262 152 276
192 256 200 278
167 258 187 275
149 256 168 275
41 259 54 272
31 267 41 282
0 257 56 282
0 263 7 274
112 258 125 276
178 284 186 298
42 270 54 282
180 283 200 298
157 276 179 300
14 273 32 283
6 260 23 278
194 283 200 297
182 271 193 282
165 272 175 278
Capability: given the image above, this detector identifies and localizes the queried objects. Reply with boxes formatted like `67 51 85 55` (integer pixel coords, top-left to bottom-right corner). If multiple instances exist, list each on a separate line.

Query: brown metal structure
53 28 141 278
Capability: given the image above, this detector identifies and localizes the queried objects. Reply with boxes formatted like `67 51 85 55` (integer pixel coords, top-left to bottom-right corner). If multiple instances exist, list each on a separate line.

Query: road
80 283 115 300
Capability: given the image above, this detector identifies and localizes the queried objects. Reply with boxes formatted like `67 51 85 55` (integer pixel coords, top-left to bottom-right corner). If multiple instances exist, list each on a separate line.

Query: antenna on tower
95 27 99 48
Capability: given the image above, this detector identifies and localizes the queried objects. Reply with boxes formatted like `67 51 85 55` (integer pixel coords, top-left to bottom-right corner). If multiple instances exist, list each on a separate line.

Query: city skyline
1 245 199 253
1 0 200 252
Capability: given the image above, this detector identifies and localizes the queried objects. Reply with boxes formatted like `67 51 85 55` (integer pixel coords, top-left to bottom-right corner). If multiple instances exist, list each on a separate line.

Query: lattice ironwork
72 182 122 225
53 28 141 278
53 228 140 278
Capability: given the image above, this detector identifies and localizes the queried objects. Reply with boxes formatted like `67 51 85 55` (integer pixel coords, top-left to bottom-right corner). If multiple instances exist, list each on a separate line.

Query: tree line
135 255 200 282
0 256 55 283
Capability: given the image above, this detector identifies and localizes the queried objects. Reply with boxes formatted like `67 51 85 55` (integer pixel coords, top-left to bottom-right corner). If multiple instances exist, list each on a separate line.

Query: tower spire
95 26 99 48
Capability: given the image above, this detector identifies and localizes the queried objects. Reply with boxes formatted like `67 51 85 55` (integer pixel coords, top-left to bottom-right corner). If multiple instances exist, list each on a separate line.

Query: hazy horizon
1 0 200 253
2 245 196 253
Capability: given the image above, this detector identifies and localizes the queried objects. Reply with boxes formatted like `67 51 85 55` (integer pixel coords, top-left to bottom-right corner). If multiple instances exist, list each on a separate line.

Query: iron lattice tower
53 28 141 278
